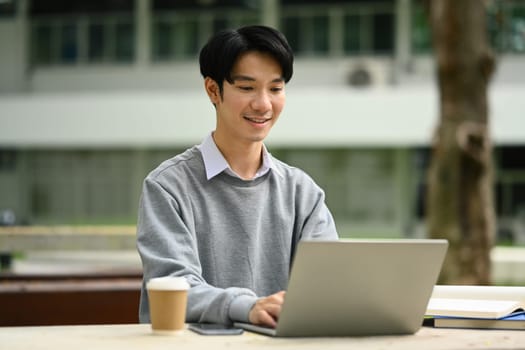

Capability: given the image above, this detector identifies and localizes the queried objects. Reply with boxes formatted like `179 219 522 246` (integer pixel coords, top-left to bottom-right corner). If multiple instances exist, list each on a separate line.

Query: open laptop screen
236 239 448 337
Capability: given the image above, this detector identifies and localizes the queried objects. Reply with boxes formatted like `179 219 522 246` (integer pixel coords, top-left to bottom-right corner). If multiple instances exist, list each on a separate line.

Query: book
433 311 525 330
425 285 525 330
427 297 524 319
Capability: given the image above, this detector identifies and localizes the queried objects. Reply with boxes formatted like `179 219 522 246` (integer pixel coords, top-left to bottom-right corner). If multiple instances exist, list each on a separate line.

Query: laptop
234 238 448 337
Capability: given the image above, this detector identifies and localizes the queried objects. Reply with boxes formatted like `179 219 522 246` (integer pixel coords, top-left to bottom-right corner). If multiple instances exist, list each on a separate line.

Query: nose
251 90 272 112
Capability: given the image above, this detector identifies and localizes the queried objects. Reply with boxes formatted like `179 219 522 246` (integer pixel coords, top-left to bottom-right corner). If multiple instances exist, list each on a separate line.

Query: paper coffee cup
147 276 190 335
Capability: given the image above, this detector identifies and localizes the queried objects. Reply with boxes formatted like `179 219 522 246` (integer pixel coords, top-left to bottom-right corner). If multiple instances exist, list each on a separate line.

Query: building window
28 0 401 65
115 20 134 62
88 22 105 62
282 15 329 55
151 9 258 61
343 14 361 54
60 22 78 63
29 0 135 66
282 3 394 57
372 12 394 53
496 145 525 215
32 23 54 64
31 16 135 65
0 150 17 172
0 0 16 18
282 16 300 53
152 15 201 61
411 2 431 54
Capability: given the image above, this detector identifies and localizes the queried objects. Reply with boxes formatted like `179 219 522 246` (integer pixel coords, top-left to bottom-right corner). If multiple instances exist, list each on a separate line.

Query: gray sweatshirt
137 146 338 325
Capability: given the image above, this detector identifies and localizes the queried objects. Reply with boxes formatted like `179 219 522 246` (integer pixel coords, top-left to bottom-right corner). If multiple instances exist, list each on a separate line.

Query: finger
262 303 282 319
258 311 278 328
250 307 277 327
267 291 286 304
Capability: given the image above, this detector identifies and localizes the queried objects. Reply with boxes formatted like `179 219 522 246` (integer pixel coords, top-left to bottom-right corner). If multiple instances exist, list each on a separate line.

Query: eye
237 85 253 91
270 86 284 93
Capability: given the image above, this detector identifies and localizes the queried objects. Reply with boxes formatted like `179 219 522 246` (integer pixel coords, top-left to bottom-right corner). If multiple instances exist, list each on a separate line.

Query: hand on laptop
249 290 286 328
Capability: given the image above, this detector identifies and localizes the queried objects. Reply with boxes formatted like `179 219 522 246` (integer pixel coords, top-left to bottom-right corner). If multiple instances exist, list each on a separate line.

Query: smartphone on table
188 323 244 336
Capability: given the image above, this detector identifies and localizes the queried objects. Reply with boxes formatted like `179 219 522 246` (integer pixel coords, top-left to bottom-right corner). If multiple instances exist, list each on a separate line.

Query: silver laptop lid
273 239 448 337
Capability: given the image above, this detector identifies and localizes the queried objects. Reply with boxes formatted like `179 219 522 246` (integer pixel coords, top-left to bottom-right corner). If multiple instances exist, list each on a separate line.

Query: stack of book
425 285 525 330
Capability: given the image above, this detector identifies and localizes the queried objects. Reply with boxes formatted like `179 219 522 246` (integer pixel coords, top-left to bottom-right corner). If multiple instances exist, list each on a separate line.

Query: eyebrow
231 75 284 83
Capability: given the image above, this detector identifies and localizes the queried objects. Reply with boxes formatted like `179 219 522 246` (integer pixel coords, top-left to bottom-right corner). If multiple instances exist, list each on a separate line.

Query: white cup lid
147 276 190 291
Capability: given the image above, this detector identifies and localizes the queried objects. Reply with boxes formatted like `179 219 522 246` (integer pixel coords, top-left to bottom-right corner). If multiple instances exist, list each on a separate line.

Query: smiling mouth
244 116 271 124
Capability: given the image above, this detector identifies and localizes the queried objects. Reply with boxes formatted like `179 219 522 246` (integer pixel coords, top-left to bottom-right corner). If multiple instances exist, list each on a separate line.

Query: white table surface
0 323 524 350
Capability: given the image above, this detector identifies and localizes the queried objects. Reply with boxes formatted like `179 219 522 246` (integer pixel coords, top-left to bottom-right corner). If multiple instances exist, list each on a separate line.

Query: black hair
199 25 294 92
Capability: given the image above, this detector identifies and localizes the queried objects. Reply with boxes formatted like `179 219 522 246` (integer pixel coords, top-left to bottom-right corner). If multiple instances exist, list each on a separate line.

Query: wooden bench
0 270 142 326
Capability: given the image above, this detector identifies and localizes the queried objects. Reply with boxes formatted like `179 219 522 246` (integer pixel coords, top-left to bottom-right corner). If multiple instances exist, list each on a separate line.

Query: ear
204 77 221 105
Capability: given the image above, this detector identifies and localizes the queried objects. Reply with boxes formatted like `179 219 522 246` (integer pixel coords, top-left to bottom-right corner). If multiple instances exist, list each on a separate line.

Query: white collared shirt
197 132 281 180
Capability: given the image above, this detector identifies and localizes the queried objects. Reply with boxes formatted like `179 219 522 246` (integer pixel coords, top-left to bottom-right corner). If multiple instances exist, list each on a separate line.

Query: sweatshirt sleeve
296 174 339 241
136 177 258 325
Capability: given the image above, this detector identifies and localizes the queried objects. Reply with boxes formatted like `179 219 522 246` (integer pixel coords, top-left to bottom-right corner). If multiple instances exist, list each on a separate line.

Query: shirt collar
198 132 283 180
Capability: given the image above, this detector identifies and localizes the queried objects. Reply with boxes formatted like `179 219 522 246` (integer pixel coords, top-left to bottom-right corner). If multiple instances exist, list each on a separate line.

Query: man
137 25 338 328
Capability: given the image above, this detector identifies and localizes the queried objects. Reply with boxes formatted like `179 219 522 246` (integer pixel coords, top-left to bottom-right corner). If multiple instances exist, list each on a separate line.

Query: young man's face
209 51 286 146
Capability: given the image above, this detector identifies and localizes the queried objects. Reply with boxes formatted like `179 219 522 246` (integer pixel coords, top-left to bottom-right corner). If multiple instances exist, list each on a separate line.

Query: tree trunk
426 0 496 284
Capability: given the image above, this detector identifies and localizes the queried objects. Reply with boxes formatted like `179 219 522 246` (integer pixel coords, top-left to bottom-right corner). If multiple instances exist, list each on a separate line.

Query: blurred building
0 0 524 240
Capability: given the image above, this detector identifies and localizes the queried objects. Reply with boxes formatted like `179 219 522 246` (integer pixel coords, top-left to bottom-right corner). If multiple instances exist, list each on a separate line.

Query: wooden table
0 323 523 350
